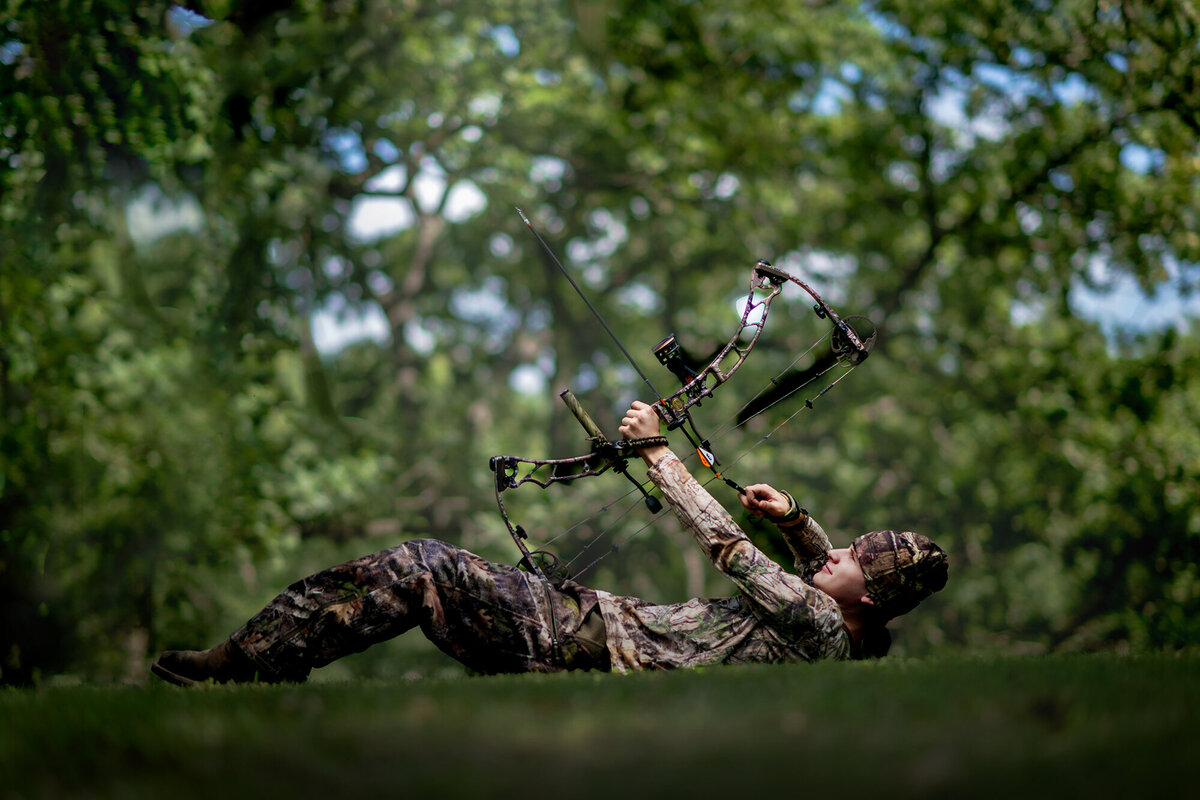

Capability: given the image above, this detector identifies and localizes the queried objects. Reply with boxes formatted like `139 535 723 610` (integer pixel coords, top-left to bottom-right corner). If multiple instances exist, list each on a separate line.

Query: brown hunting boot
151 639 273 686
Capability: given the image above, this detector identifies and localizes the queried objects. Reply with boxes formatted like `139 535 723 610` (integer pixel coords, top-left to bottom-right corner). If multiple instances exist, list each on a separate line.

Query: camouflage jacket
594 452 849 672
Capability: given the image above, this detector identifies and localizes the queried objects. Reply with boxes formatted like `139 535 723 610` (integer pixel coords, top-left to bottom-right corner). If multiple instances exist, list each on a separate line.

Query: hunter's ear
860 594 875 606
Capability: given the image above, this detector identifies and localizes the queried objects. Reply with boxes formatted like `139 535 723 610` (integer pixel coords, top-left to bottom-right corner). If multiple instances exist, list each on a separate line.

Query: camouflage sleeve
778 513 833 574
646 453 843 632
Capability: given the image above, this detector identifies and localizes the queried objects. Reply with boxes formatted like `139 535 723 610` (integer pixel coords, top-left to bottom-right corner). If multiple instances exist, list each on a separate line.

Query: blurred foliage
1 0 1197 683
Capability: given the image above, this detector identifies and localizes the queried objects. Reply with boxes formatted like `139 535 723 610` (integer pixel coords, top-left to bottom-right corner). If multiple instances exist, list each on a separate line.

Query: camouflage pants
230 539 607 680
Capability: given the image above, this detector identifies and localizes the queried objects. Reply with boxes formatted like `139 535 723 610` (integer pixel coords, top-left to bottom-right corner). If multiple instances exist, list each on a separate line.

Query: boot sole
150 661 199 687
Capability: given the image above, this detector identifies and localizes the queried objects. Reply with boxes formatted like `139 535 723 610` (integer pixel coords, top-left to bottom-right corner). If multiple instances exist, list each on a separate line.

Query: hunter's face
812 547 869 606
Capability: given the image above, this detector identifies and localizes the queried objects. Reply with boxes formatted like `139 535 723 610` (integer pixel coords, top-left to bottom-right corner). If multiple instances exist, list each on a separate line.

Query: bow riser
653 259 875 431
654 264 784 428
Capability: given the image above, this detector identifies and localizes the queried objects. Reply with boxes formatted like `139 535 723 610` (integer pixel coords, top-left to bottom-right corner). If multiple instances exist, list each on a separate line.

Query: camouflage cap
851 530 948 619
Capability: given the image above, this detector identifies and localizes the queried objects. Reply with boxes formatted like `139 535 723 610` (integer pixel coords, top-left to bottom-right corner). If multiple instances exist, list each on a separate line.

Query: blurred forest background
2 0 1198 685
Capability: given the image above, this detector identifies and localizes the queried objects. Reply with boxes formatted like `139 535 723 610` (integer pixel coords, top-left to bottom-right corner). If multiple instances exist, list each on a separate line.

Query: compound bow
489 254 877 582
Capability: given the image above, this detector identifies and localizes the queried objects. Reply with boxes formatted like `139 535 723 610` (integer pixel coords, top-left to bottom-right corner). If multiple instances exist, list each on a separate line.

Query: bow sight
653 334 700 386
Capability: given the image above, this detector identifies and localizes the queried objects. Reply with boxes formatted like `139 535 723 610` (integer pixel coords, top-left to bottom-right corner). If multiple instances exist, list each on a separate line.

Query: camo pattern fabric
851 529 949 619
230 539 603 680
594 453 852 673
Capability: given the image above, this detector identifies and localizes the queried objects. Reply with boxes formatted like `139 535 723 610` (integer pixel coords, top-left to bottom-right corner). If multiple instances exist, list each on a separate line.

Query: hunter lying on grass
152 401 948 685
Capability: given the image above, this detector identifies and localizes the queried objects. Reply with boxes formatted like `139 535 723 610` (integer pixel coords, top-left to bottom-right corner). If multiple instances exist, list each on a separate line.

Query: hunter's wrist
768 490 807 526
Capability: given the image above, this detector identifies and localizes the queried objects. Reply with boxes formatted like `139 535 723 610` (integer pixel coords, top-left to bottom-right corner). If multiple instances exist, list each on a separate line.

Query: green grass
2 653 1195 799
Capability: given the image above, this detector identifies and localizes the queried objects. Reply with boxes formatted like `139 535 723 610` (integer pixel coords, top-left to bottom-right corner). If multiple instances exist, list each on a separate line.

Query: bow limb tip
754 259 789 284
